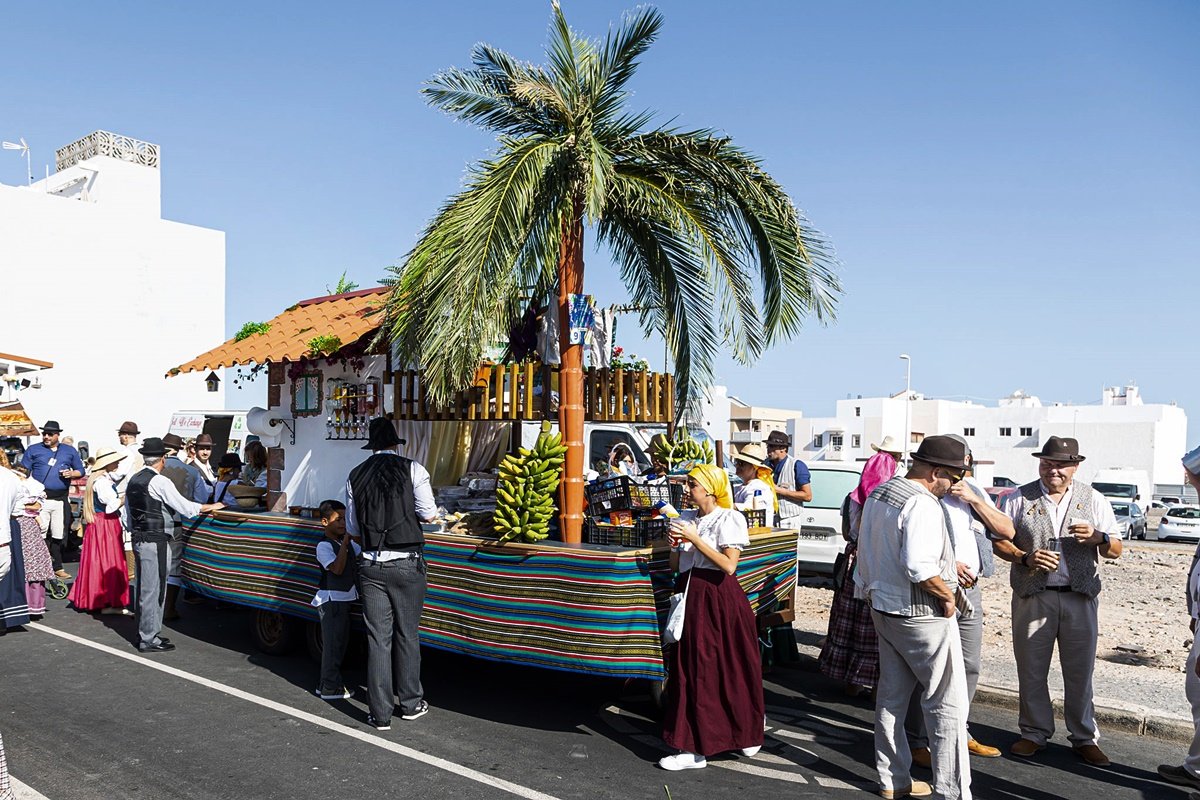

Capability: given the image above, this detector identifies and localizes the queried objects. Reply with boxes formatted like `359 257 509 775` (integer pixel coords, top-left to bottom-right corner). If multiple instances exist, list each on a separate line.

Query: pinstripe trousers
359 557 426 723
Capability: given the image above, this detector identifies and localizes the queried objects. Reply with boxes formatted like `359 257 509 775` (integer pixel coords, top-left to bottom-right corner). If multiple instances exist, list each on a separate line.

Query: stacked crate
584 476 685 548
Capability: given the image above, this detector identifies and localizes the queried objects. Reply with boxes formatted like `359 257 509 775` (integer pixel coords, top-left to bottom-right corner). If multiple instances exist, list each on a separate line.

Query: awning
0 401 40 437
168 287 388 376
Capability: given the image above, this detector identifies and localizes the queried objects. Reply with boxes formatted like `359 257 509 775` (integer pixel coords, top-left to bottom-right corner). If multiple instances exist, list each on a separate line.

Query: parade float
166 287 798 680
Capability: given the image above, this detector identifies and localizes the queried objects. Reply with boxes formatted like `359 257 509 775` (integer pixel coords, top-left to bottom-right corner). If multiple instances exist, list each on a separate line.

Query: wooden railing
393 362 675 423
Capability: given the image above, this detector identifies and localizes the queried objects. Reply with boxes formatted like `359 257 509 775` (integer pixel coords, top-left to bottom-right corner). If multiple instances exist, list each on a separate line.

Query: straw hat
871 435 902 455
89 447 127 472
732 442 769 467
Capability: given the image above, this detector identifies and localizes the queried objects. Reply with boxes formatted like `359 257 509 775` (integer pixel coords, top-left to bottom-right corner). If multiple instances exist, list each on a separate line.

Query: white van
519 422 720 476
167 409 253 460
795 461 864 575
1091 468 1151 506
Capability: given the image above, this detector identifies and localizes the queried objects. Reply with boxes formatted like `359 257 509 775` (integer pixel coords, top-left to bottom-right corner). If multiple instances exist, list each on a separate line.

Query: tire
252 609 301 655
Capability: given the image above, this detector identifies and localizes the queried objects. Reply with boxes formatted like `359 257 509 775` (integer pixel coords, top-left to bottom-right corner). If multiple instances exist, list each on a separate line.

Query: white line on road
28 623 561 800
11 775 52 800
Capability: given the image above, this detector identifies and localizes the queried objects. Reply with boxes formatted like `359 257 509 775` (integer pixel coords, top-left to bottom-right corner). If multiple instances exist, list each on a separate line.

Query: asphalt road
2 597 1197 800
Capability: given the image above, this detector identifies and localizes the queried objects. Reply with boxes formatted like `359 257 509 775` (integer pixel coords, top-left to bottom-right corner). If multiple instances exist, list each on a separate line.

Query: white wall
0 150 224 450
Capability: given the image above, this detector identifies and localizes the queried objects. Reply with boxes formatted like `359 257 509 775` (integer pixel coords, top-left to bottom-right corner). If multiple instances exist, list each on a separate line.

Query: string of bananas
494 423 567 543
651 429 715 470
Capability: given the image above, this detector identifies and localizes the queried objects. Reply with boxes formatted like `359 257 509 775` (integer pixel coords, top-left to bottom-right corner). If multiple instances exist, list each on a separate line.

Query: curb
973 683 1195 744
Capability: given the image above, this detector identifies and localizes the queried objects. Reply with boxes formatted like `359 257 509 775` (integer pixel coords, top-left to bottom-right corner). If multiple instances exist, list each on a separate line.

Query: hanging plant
234 321 271 342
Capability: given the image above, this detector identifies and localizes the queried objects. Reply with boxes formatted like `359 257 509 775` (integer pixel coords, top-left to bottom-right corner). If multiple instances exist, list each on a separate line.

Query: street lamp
899 354 911 465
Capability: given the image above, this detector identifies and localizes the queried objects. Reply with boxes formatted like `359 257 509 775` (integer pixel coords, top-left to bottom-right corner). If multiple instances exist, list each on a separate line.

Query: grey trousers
872 610 972 800
1183 627 1200 777
1011 589 1100 746
908 584 983 748
134 540 169 648
359 557 426 722
317 600 351 694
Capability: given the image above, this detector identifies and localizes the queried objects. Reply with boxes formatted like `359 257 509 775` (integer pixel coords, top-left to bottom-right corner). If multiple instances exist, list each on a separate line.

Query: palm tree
379 3 841 542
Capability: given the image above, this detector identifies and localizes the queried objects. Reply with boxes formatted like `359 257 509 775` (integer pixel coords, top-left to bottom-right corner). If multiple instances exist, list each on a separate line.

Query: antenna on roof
2 137 32 185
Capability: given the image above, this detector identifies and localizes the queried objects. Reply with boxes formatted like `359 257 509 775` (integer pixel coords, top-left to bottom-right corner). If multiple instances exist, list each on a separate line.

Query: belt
1044 585 1074 593
361 551 422 562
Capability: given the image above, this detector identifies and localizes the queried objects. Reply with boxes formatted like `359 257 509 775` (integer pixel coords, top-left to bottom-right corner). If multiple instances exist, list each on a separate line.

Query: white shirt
311 539 362 606
120 467 205 529
1005 480 1120 586
14 475 46 518
345 451 437 562
941 477 997 576
0 469 20 544
735 477 774 511
1189 549 1200 621
94 474 122 514
855 480 950 605
113 443 144 491
193 459 216 485
679 507 749 572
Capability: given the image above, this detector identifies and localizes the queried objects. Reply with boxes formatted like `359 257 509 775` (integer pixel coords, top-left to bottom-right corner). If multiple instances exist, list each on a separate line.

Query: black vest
348 454 424 552
319 543 359 593
127 469 174 543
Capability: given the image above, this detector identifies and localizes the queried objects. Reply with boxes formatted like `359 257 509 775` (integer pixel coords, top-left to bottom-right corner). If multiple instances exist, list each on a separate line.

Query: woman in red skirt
68 448 131 615
659 464 764 771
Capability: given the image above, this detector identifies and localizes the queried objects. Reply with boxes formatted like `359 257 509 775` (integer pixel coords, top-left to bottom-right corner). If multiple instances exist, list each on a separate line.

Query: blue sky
3 1 1197 431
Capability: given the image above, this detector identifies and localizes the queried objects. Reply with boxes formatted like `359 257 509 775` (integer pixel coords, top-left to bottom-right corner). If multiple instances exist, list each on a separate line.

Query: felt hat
89 447 127 472
195 433 215 448
732 442 769 467
910 435 970 471
117 421 140 436
161 433 187 452
139 437 168 457
362 417 405 451
944 433 973 461
765 430 791 449
1181 445 1200 477
871 435 902 455
218 452 243 470
41 420 63 434
1031 436 1085 463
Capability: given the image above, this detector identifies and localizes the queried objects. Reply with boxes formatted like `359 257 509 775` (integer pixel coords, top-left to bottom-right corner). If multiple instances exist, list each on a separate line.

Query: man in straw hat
21 420 85 579
122 437 223 653
764 430 811 532
1157 445 1200 795
345 417 437 730
992 436 1121 767
855 435 973 800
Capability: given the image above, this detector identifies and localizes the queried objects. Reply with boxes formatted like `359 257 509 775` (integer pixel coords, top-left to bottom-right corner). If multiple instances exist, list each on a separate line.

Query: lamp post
899 354 911 465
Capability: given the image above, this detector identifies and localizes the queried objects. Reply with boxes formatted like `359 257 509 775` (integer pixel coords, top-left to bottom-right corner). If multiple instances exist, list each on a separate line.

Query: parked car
992 476 1018 488
1109 501 1147 540
1159 496 1184 507
987 486 1018 507
792 461 864 575
1157 506 1200 543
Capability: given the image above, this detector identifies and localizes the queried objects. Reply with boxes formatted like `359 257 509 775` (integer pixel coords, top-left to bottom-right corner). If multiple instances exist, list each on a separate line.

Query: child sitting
311 499 360 700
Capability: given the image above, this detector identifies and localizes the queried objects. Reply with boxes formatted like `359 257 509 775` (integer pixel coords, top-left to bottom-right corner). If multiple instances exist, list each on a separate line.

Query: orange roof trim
169 286 389 376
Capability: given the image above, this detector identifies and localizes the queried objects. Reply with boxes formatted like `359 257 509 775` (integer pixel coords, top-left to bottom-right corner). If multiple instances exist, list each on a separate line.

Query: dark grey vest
319 544 359 593
127 469 174 544
1009 480 1104 598
871 477 958 617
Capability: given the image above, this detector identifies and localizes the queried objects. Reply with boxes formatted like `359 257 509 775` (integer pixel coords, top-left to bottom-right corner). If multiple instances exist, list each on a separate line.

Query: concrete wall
0 150 224 450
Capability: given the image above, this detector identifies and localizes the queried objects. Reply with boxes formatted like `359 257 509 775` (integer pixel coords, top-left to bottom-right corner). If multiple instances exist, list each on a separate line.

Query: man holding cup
995 436 1121 766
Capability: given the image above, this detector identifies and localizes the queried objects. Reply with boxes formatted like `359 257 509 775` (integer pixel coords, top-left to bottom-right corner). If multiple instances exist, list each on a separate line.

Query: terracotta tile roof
169 287 388 375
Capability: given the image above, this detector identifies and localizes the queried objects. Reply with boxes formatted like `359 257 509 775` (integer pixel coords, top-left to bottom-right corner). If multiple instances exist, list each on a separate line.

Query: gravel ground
792 541 1198 720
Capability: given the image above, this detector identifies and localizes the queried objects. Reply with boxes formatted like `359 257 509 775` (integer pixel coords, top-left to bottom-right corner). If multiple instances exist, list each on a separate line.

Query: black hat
139 437 168 457
765 430 790 449
218 452 243 470
362 417 405 451
161 433 187 452
41 420 63 434
1032 436 1085 463
911 435 970 471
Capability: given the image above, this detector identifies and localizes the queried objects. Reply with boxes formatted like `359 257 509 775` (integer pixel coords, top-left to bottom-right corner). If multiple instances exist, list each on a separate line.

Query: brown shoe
911 747 931 769
1074 744 1110 767
1009 738 1045 758
880 781 932 799
968 739 1001 758
54 569 73 580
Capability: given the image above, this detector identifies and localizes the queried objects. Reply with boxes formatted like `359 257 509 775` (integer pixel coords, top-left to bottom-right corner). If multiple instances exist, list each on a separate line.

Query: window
911 432 924 444
589 429 649 473
830 433 843 448
999 427 1012 437
852 434 861 448
807 467 864 509
813 434 824 448
854 406 861 417
1020 427 1033 437
963 427 975 437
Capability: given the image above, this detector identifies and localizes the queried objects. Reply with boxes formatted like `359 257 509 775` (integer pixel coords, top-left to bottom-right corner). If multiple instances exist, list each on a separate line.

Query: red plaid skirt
817 548 879 687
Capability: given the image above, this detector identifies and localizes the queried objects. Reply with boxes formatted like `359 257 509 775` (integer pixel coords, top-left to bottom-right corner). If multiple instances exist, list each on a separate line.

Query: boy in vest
312 499 360 700
993 436 1121 767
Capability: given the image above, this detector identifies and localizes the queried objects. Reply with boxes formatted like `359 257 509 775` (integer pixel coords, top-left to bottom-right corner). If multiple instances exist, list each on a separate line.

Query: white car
1157 506 1200 543
791 461 864 575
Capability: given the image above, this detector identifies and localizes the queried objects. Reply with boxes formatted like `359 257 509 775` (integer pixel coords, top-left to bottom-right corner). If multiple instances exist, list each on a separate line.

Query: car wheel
252 609 301 655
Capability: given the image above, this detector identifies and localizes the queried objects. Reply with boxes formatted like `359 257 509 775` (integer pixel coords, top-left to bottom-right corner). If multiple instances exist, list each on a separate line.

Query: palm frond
587 6 662 129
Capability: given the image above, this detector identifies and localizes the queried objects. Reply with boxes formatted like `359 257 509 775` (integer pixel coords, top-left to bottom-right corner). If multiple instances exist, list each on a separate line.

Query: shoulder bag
662 569 694 645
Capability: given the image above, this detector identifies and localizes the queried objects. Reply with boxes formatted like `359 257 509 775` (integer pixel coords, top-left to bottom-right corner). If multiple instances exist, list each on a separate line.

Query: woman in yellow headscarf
657 463 764 772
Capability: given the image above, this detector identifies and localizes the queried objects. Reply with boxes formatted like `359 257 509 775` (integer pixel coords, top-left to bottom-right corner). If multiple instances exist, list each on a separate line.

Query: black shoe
158 637 171 645
138 642 176 653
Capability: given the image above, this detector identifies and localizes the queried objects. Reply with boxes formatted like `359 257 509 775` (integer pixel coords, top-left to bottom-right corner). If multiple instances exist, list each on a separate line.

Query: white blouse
680 507 750 572
94 474 122 514
13 475 46 518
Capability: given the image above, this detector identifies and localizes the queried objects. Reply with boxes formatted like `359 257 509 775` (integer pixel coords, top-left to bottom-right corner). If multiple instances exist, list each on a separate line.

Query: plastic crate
585 517 665 548
586 476 678 513
741 508 768 528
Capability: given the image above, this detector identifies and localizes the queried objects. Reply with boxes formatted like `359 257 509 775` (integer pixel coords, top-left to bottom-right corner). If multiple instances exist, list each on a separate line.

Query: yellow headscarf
754 464 780 514
688 464 734 509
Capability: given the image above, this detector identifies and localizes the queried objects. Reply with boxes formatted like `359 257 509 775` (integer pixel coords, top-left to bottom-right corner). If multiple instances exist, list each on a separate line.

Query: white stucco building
788 384 1187 492
0 131 224 448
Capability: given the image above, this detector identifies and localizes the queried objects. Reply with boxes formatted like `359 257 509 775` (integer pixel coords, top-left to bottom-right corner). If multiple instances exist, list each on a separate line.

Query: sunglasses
942 469 966 483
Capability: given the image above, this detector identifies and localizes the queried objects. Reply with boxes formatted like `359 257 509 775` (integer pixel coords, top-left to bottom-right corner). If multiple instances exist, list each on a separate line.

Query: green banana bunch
494 421 566 543
654 429 715 470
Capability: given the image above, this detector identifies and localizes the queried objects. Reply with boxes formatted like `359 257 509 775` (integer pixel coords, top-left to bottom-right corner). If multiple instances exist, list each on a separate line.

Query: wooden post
523 362 535 419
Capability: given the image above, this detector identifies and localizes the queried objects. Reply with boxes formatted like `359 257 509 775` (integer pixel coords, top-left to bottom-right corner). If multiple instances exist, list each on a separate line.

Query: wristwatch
1099 532 1111 547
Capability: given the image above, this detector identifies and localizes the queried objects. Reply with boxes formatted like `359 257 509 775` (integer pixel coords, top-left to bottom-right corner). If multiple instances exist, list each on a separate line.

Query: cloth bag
662 569 693 645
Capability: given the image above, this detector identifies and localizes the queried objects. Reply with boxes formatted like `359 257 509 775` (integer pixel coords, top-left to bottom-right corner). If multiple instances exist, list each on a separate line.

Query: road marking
710 761 809 783
27 623 561 800
11 775 52 800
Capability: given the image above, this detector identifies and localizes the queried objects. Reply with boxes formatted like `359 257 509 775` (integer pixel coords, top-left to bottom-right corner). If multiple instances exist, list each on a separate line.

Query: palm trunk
557 200 585 543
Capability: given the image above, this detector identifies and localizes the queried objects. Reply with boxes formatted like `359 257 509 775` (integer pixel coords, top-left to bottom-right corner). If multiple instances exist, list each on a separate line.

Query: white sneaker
315 688 352 701
740 746 761 757
400 700 429 721
658 752 706 771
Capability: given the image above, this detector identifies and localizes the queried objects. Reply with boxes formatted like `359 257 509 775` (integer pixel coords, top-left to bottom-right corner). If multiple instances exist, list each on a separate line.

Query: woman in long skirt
0 518 30 632
9 465 54 617
659 464 764 771
68 448 131 614
817 441 900 695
